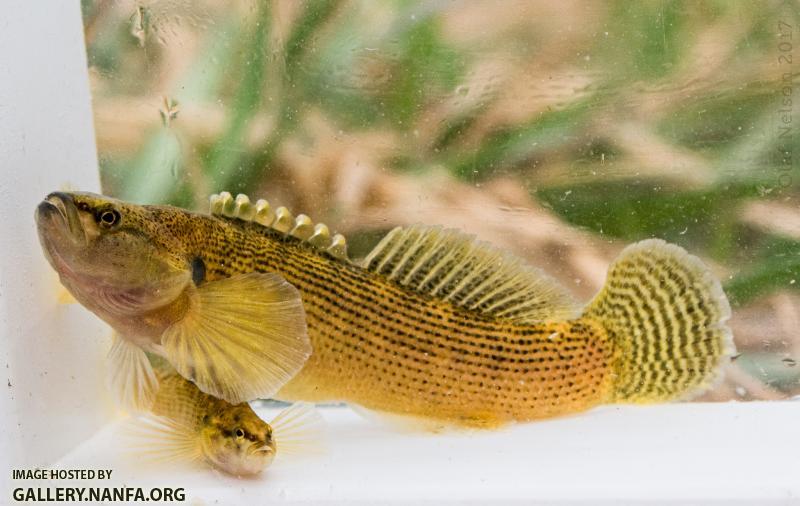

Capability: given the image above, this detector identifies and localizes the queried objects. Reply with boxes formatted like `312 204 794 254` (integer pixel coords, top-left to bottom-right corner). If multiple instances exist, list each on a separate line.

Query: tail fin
585 239 735 403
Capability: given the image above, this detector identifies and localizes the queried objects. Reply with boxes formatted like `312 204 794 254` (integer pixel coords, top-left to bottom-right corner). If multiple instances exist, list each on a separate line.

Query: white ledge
55 401 800 504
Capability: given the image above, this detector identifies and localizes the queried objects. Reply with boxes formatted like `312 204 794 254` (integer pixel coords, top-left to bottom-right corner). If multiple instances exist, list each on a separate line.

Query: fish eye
98 209 121 227
235 428 245 439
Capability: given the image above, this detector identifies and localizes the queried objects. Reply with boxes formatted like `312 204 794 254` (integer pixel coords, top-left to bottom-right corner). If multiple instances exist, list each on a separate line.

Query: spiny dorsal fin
362 225 579 324
209 192 349 261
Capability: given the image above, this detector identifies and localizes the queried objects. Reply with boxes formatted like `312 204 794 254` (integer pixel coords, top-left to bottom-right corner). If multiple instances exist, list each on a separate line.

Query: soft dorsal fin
362 225 579 324
209 192 349 261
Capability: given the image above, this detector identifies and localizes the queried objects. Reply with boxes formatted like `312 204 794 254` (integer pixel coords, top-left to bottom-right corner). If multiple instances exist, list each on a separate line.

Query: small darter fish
36 191 734 428
128 359 322 476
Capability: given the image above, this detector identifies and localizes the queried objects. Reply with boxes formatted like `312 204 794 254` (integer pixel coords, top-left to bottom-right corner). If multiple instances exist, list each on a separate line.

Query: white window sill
56 401 800 504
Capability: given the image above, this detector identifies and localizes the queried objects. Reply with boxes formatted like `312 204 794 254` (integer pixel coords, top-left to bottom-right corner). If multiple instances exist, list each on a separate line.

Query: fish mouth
252 447 273 454
247 442 276 461
36 192 86 245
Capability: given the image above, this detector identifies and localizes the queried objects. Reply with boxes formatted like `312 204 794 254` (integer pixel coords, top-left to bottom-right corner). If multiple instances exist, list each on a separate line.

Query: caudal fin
585 239 735 403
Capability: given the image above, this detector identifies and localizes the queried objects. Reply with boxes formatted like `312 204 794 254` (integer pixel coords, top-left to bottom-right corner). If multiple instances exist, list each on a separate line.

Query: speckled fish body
36 191 734 428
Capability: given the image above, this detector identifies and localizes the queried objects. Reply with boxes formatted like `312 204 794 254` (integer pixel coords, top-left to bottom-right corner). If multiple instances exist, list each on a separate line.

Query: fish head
199 404 276 476
35 191 191 335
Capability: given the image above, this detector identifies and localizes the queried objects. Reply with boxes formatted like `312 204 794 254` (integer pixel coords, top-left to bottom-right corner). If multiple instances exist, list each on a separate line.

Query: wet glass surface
82 0 799 402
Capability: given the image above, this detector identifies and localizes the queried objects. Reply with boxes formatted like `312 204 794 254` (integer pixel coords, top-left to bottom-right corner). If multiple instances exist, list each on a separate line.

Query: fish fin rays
586 239 734 403
349 404 450 432
209 192 349 261
161 272 311 404
349 404 505 432
107 333 159 412
270 403 325 459
122 414 202 464
362 225 579 323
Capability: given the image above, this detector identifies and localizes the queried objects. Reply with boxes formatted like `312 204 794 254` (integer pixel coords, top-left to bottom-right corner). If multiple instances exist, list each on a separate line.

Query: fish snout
37 192 70 220
35 192 84 243
46 191 74 206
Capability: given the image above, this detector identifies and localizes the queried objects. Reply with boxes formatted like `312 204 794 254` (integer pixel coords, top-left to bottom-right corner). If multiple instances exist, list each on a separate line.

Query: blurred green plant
84 0 798 306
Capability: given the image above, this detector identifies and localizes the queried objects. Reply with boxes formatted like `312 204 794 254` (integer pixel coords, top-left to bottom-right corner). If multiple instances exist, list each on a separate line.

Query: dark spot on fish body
191 257 206 285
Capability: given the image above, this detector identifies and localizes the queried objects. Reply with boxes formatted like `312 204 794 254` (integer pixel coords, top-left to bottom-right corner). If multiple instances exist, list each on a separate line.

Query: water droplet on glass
159 96 180 127
130 5 147 47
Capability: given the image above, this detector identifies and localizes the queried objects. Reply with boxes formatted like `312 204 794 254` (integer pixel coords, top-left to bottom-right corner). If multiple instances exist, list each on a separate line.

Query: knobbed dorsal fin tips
308 223 330 248
290 214 314 240
254 199 275 226
208 192 350 261
362 224 580 323
327 233 348 260
272 206 295 233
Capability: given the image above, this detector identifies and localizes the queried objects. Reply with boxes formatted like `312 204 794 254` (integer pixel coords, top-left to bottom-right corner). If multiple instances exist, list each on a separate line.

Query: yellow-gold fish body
36 191 311 408
36 191 734 429
35 193 190 345
129 360 322 476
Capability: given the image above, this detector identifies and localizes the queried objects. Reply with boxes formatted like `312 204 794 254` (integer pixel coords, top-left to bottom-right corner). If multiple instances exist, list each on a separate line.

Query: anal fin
349 404 505 432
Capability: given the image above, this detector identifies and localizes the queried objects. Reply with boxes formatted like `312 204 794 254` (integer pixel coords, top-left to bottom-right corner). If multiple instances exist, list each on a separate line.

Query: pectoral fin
270 403 325 458
122 414 202 463
107 333 159 412
161 272 311 404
